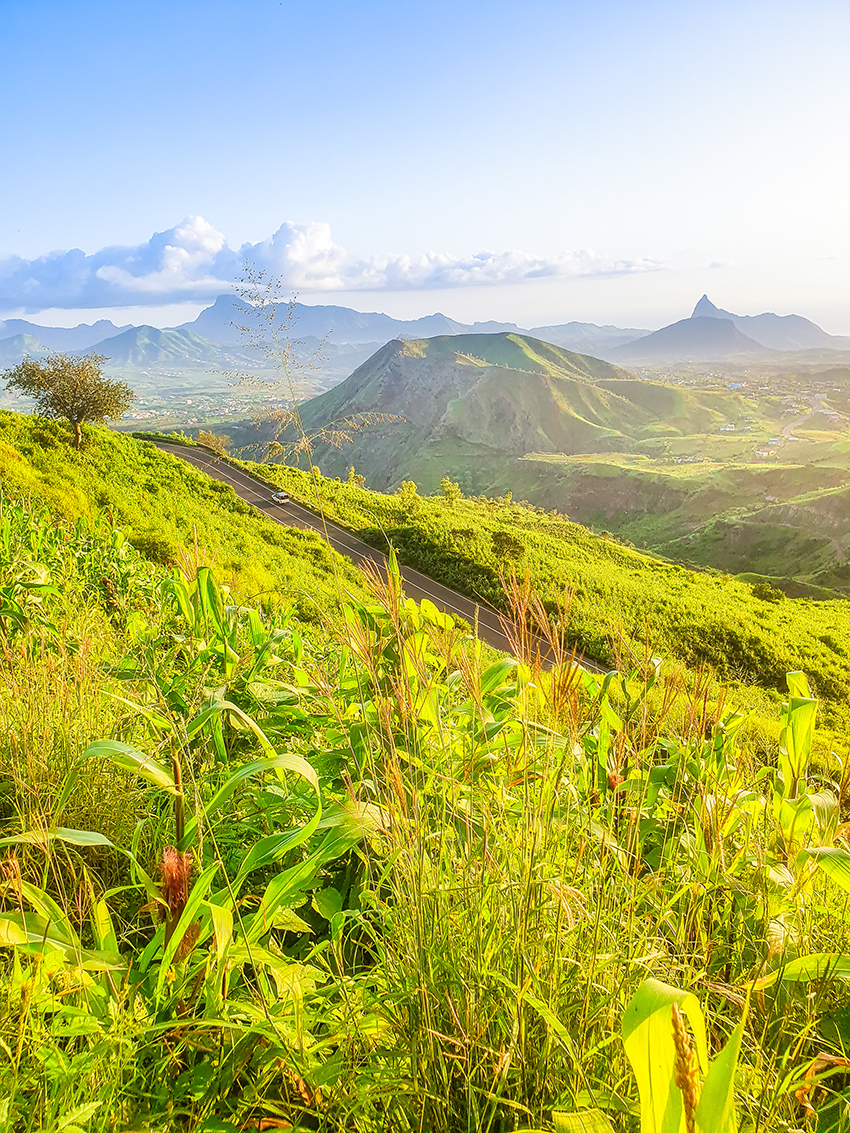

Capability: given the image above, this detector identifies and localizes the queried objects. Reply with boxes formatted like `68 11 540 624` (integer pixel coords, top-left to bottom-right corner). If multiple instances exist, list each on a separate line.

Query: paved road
152 441 604 672
782 395 826 439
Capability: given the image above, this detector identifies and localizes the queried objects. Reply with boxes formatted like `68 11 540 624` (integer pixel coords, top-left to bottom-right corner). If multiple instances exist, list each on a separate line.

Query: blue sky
1 0 848 330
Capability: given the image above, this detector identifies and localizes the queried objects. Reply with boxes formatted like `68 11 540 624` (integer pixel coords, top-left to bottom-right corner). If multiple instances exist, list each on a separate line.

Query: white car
272 491 290 504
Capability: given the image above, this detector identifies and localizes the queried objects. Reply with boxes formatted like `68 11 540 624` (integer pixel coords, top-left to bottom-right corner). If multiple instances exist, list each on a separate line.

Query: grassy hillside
241 334 761 489
0 411 368 617
229 450 850 735
3 464 850 1130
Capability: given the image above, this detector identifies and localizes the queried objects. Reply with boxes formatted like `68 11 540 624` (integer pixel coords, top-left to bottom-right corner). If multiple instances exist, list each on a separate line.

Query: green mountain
280 333 752 489
88 325 252 367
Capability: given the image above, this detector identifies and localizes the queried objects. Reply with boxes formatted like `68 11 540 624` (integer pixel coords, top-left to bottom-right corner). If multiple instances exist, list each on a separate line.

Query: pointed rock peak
692 294 721 317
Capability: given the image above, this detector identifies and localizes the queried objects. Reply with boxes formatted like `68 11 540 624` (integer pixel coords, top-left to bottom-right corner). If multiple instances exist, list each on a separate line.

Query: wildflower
159 845 192 945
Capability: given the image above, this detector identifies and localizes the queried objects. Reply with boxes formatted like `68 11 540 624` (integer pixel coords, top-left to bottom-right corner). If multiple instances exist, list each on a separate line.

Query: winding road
152 440 603 672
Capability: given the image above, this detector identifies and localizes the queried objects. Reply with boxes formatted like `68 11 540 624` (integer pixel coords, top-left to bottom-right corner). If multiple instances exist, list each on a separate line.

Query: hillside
85 324 255 367
0 411 367 614
247 332 757 490
219 446 850 733
4 427 848 1130
612 315 767 361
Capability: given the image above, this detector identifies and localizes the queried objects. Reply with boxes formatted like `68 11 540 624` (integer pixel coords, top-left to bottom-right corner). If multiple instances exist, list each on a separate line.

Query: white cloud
0 217 663 311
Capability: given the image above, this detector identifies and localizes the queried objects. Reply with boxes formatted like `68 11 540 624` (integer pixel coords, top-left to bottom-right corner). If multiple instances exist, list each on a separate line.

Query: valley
212 329 850 593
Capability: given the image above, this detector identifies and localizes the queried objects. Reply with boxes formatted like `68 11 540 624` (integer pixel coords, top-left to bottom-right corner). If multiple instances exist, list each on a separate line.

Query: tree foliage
440 476 462 508
4 353 134 448
197 429 231 456
491 528 526 561
396 479 421 517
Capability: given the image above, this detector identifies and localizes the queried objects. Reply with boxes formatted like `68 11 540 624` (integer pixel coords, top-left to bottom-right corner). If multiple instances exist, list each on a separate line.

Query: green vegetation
0 411 367 616
211 330 850 591
6 414 850 1129
235 454 850 737
3 353 135 450
4 473 850 1130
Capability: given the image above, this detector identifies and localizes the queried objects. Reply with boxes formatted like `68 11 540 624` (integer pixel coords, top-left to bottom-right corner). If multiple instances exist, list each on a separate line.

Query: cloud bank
0 217 663 312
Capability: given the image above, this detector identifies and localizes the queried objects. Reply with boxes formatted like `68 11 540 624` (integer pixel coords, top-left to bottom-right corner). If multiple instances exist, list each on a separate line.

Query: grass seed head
672 1002 701 1133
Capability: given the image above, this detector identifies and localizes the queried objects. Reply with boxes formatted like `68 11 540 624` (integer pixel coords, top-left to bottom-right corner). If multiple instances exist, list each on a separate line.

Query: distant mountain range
178 294 525 347
613 296 850 362
611 316 766 362
691 294 845 351
0 317 130 352
1 294 848 382
176 294 645 354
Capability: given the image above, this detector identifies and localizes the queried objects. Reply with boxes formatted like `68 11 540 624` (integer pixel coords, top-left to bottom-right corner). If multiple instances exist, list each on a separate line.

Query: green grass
0 411 369 617
223 452 850 738
3 481 850 1131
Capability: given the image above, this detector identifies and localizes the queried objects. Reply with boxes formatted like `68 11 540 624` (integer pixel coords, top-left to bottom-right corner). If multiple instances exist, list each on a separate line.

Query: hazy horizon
2 0 849 334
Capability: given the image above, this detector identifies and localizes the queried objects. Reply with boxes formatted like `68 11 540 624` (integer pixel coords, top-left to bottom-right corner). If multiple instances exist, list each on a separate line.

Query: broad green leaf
270 908 313 934
245 832 348 943
56 1101 102 1131
695 1019 745 1133
84 739 177 794
480 657 518 694
806 846 850 894
236 823 318 880
786 671 813 700
54 827 115 847
197 565 226 637
622 978 708 1133
779 677 817 797
313 887 343 921
0 826 113 849
0 912 78 959
750 953 850 990
0 916 28 946
206 900 233 965
17 880 79 947
90 897 118 954
553 1112 616 1132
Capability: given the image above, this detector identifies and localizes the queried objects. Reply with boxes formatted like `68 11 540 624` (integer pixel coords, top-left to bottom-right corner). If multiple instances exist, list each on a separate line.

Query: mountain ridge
611 316 767 362
0 317 130 352
691 294 850 351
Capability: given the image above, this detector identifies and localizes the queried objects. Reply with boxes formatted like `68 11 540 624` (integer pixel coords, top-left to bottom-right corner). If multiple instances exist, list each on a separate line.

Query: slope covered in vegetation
3 475 850 1132
232 333 754 492
0 410 367 617
237 452 850 736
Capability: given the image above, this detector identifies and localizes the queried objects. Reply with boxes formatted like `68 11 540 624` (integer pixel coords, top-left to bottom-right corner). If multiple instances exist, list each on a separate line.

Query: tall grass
2 477 850 1129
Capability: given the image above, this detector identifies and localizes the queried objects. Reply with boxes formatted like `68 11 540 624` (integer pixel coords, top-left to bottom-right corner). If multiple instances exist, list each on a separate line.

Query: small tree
4 353 134 449
347 465 366 489
197 429 231 457
440 476 462 509
397 480 421 517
